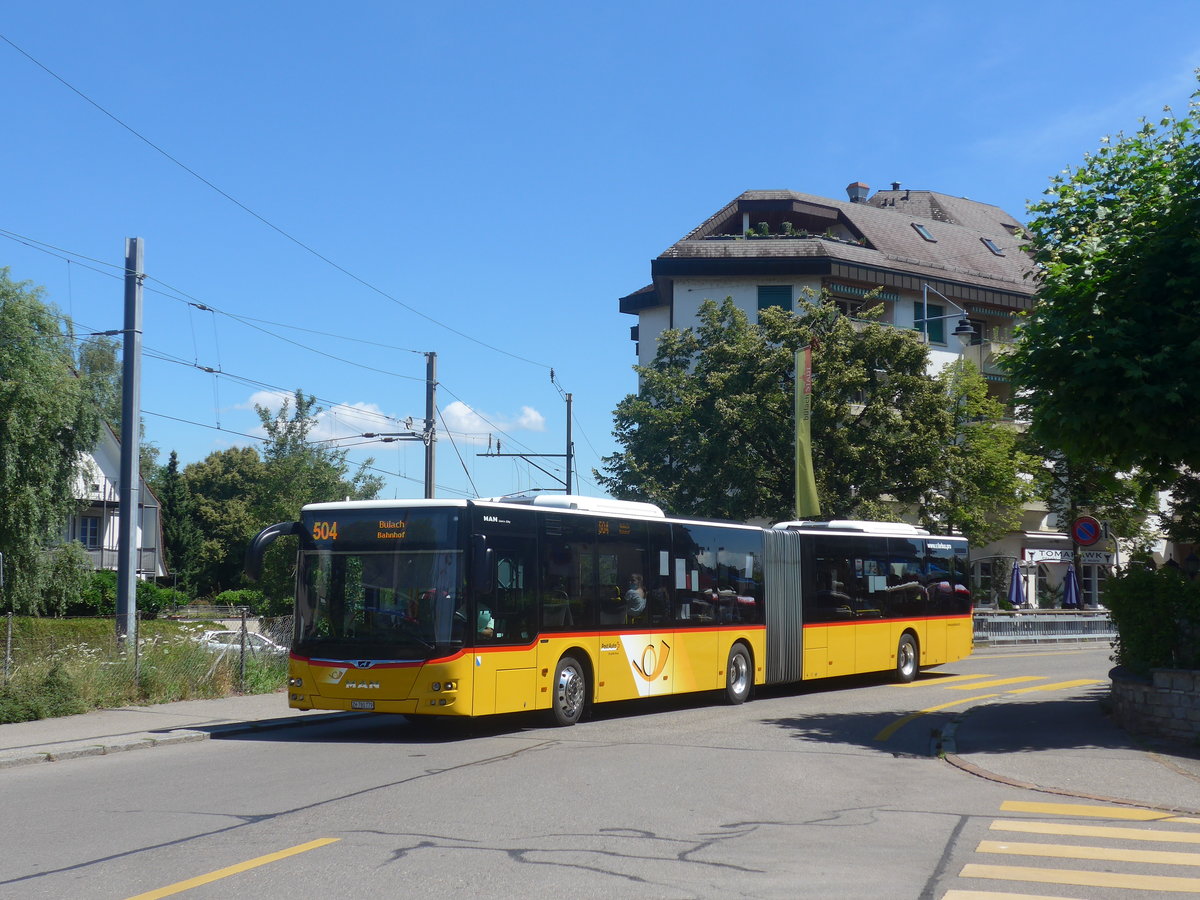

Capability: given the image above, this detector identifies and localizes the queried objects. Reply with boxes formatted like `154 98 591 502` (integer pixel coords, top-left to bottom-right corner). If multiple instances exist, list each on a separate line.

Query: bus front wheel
895 634 918 683
725 644 752 704
551 656 587 726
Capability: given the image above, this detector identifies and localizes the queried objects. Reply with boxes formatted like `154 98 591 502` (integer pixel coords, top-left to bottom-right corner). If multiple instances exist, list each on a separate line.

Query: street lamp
915 284 976 346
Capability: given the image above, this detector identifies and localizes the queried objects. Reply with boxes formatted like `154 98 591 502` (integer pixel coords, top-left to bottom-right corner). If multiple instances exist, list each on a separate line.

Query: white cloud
237 392 399 445
441 400 546 446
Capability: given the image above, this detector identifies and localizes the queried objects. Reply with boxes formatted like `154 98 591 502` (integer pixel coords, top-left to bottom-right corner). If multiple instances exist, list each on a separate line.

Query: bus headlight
288 677 304 688
432 682 442 692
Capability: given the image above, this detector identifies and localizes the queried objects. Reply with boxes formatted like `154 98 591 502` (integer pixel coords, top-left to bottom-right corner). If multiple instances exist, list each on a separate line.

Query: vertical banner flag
794 345 821 518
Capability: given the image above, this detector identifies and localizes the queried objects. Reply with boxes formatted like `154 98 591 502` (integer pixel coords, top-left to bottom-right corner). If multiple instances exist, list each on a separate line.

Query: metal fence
973 609 1116 645
2 612 291 719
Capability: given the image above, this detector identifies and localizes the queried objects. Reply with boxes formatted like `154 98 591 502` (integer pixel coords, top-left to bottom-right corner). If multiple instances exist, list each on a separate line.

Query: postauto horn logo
630 640 670 681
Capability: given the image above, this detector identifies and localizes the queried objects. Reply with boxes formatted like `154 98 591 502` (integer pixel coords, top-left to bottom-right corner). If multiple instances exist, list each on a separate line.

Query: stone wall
1110 666 1200 744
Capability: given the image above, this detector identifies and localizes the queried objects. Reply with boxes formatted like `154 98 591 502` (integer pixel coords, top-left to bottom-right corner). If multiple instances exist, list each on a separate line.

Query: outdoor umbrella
1062 566 1081 609
1008 561 1026 608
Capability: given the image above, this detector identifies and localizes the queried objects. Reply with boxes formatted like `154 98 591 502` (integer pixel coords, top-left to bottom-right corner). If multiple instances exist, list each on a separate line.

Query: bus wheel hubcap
558 667 583 715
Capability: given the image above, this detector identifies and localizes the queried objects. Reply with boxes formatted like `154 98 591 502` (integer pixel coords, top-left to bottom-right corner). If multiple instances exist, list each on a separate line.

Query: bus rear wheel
551 656 587 726
895 634 918 683
725 644 751 705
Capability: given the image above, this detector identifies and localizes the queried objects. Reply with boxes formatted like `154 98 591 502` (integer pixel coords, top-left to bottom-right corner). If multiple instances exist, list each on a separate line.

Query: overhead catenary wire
1 222 579 496
0 33 554 371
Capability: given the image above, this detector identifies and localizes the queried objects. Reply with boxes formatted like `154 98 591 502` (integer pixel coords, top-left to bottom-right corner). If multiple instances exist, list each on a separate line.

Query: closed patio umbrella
1008 560 1026 608
1062 566 1081 609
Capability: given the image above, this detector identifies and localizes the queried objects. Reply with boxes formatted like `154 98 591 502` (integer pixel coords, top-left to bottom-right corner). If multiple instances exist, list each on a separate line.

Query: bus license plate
351 700 375 710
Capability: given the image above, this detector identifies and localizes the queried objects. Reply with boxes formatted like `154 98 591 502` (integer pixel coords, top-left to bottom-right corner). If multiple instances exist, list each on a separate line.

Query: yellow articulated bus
245 495 972 726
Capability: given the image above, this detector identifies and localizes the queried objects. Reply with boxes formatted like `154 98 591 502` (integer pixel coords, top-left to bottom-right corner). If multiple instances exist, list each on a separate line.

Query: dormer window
981 237 1005 256
911 222 937 242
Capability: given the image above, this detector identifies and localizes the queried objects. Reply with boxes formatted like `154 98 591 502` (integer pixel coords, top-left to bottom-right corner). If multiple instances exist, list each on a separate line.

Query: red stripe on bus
802 613 972 630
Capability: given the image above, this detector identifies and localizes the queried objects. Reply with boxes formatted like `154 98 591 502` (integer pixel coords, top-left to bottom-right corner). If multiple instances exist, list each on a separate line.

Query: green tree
1006 83 1200 535
598 297 954 523
919 360 1034 545
252 390 383 610
181 391 383 606
1024 443 1159 556
0 270 105 614
158 451 202 594
183 446 267 597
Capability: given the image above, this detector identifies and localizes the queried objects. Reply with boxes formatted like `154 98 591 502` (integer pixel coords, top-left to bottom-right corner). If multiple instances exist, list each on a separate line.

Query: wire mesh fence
2 611 291 723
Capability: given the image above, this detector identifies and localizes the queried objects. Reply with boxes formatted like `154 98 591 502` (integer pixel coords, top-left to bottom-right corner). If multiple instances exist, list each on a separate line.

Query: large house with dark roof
620 182 1034 405
616 182 1132 607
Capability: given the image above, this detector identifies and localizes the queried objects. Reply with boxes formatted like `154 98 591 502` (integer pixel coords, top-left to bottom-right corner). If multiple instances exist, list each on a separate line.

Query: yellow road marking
978 838 1200 866
124 838 340 900
992 818 1200 844
1006 679 1102 694
873 694 1000 741
1000 800 1173 821
960 862 1200 892
970 650 1088 660
946 676 1044 690
942 890 1076 900
891 673 996 688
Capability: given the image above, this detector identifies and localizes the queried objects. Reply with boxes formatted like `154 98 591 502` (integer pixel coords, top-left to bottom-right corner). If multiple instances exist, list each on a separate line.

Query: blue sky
3 2 1198 503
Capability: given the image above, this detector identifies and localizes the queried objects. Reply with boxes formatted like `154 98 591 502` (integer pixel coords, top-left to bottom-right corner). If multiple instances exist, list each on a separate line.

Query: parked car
196 630 287 657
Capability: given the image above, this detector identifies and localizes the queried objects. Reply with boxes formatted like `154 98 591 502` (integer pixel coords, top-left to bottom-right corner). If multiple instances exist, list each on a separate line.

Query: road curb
938 706 1200 818
941 749 1200 817
0 712 366 771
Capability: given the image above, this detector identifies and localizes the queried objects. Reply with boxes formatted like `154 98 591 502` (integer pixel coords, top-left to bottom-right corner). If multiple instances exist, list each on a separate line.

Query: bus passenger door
472 526 539 716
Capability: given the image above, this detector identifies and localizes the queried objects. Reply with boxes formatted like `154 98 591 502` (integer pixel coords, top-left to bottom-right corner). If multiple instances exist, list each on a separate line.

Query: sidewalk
3 686 1200 816
0 691 349 769
942 683 1200 815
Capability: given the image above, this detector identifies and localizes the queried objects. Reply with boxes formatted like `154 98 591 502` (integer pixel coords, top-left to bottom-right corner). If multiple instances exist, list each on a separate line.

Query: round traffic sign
1071 516 1102 546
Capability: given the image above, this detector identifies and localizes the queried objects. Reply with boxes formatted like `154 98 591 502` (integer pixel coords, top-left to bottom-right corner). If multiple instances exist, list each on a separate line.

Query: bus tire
725 644 752 705
551 655 587 726
895 633 918 683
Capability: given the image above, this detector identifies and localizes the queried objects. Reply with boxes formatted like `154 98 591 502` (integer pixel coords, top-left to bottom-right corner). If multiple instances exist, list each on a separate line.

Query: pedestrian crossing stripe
977 838 1200 866
945 676 1044 690
991 818 1200 844
942 890 1075 900
1000 799 1180 821
959 862 1200 892
1005 678 1103 694
892 673 996 688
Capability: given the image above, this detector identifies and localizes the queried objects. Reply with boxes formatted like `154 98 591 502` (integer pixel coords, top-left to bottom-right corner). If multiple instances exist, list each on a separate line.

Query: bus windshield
295 548 463 659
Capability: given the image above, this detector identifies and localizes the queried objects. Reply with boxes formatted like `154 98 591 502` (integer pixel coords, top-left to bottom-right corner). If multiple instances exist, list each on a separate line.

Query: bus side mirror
245 521 304 581
471 535 493 594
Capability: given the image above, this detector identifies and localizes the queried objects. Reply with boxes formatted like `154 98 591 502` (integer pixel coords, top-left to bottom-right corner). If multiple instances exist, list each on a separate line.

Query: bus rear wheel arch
725 642 752 705
550 654 589 726
894 632 919 683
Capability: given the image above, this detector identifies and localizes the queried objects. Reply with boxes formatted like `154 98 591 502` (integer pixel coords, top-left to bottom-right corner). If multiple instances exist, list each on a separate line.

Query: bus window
597 518 649 627
646 521 673 626
886 537 928 617
539 514 595 631
475 548 537 644
923 540 972 615
716 531 763 624
672 523 723 625
808 535 888 620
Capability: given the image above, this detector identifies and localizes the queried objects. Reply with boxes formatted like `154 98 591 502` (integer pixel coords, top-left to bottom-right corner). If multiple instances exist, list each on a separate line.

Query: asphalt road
2 645 1184 899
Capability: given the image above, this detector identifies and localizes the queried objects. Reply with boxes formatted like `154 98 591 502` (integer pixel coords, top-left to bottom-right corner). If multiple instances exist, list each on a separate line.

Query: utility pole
477 389 575 493
361 350 437 498
116 238 143 645
424 351 436 499
564 392 573 495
